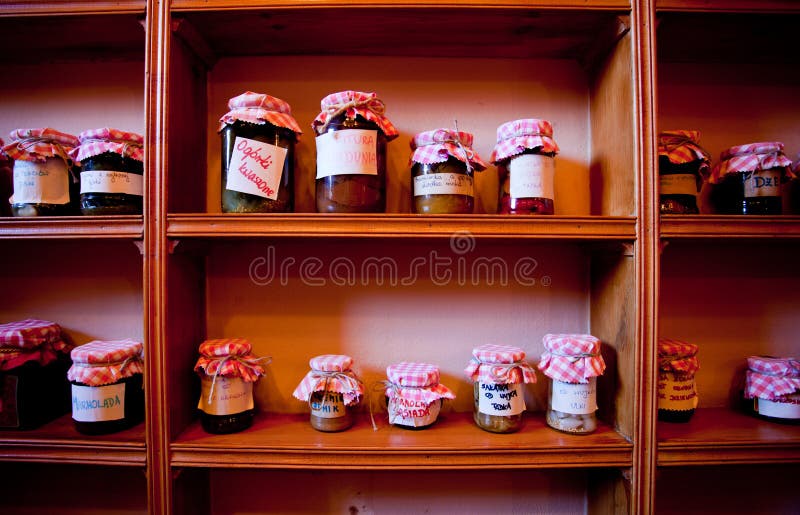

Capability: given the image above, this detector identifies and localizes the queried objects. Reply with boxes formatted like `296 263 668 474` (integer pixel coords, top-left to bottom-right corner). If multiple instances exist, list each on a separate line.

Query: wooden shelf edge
0 1 145 16
660 215 800 239
0 216 144 239
657 443 800 466
656 0 800 13
0 445 147 467
170 0 632 12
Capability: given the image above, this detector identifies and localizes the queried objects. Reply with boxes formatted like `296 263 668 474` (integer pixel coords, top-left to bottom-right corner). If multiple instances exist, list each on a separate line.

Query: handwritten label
0 376 20 428
414 172 473 197
660 174 698 196
226 136 287 200
315 129 378 179
477 382 525 416
81 170 143 196
11 159 70 205
551 378 597 415
757 393 800 419
71 383 125 422
744 169 781 198
388 397 440 427
311 391 347 419
509 153 554 199
657 372 698 411
198 376 253 416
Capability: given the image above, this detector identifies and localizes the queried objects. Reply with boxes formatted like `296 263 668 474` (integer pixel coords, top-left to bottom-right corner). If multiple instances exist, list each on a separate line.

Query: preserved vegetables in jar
292 354 364 432
219 91 302 213
745 356 800 424
657 338 699 423
657 131 711 214
384 362 454 430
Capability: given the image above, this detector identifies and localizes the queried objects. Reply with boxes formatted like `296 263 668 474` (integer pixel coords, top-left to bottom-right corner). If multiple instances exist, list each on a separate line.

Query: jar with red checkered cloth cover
538 333 605 434
0 138 12 217
657 338 699 423
384 362 454 429
218 91 302 214
313 90 398 213
68 339 144 435
194 338 268 434
293 354 364 432
657 131 711 214
491 119 559 215
410 128 486 214
3 128 80 217
0 319 72 430
745 356 800 424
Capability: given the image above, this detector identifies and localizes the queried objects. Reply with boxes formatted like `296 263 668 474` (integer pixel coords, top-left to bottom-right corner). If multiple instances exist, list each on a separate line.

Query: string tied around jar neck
366 380 432 432
471 358 528 383
206 355 272 405
320 92 386 132
445 123 474 173
547 350 599 362
307 370 364 414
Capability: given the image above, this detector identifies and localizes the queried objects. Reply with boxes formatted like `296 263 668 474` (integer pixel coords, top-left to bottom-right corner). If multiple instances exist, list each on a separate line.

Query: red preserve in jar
384 362 455 429
292 354 364 432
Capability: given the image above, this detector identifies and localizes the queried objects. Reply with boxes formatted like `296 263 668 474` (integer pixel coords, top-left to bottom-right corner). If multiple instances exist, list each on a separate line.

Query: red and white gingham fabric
68 339 144 387
409 129 487 170
658 338 699 374
312 90 399 140
0 319 70 372
194 338 265 383
538 333 605 384
658 130 711 173
3 128 79 163
292 354 364 405
464 344 537 384
69 128 144 164
385 362 455 405
711 141 794 183
490 118 559 164
218 91 303 135
745 356 800 401
0 137 10 167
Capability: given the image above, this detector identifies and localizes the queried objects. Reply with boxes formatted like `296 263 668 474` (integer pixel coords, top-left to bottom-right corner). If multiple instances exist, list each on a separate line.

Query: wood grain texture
656 0 800 12
661 216 800 238
171 0 631 11
0 216 143 239
0 1 144 16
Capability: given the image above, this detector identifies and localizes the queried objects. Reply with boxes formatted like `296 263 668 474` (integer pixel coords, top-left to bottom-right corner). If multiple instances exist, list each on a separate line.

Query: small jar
3 128 80 217
745 356 800 424
292 354 364 432
384 362 454 430
657 338 699 423
0 320 72 430
0 138 12 217
491 119 559 215
312 91 398 213
710 142 792 215
657 131 711 214
194 338 267 434
70 128 144 215
67 339 145 435
410 129 486 214
538 333 605 434
219 91 302 213
464 344 537 433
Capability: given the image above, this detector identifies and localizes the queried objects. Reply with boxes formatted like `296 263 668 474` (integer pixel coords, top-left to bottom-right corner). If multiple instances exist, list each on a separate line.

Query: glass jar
657 131 710 214
68 339 145 435
745 356 800 425
385 362 454 430
293 354 364 433
657 338 699 423
0 139 12 217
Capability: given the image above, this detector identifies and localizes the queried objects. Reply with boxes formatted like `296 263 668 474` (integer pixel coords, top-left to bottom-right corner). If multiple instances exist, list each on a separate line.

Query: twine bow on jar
307 369 364 411
204 354 271 404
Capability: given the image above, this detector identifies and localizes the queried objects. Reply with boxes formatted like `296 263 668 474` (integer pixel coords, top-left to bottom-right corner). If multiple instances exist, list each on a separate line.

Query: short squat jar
219 91 302 213
745 356 800 425
491 119 559 215
313 91 398 213
657 130 711 214
292 354 364 432
657 338 699 423
385 362 454 430
68 339 145 435
465 344 537 434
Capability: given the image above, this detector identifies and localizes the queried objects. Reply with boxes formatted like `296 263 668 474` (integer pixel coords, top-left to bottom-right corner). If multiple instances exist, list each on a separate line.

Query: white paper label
71 383 126 422
388 397 440 427
757 394 800 419
744 169 781 198
509 154 554 199
11 159 70 204
657 372 698 411
551 378 597 415
198 376 254 416
225 136 288 200
477 382 525 416
310 391 347 419
413 172 473 197
315 129 378 179
80 170 143 196
660 174 698 196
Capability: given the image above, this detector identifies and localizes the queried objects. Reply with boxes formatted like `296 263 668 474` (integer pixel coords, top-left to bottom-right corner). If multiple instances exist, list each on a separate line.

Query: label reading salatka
316 129 378 179
551 378 597 415
660 174 698 196
509 154 555 199
757 394 800 419
388 397 440 427
310 391 347 419
657 372 698 411
744 169 781 198
413 173 473 197
478 382 525 416
72 383 126 422
11 159 71 205
198 376 254 416
226 136 288 200
81 170 144 196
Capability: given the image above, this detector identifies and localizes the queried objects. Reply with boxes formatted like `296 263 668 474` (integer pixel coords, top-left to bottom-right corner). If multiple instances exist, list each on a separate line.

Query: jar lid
312 90 399 140
70 127 144 164
745 355 800 401
410 128 487 170
385 361 455 404
657 338 699 374
309 353 353 372
0 319 71 372
198 338 253 358
658 130 711 169
711 141 794 183
218 91 303 135
3 128 79 163
292 354 363 405
464 344 537 384
538 333 605 383
68 339 144 386
194 338 267 382
490 118 559 163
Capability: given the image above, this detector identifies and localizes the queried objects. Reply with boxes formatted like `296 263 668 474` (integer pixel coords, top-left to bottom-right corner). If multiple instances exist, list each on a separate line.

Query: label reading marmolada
388 397 440 427
316 129 377 179
72 383 126 422
660 174 698 196
551 378 597 415
478 382 525 416
744 169 781 198
11 159 71 205
198 376 253 416
226 136 288 200
81 170 144 196
414 173 473 197
509 154 555 199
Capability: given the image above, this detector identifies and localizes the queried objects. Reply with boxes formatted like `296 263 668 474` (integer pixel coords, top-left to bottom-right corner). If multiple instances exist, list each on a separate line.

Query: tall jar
745 356 800 424
194 338 267 434
0 319 72 430
491 119 559 215
3 128 80 217
538 333 605 434
312 91 398 213
384 362 454 430
67 339 145 435
464 344 537 433
0 138 12 217
710 142 793 215
657 338 699 423
657 130 711 214
70 128 144 215
219 91 302 213
410 129 486 214
292 354 364 432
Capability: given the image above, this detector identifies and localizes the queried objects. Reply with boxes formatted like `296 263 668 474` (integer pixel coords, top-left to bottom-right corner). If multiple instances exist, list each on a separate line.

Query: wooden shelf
0 414 146 466
171 412 632 469
171 1 632 12
660 215 800 239
657 408 800 466
0 216 143 239
0 1 145 16
656 0 800 13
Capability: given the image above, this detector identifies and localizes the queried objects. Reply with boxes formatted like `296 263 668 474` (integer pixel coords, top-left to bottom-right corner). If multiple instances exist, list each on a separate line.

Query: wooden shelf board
0 414 146 466
656 0 800 13
0 1 145 16
657 408 800 466
0 216 143 239
172 1 632 12
660 215 800 239
170 412 632 469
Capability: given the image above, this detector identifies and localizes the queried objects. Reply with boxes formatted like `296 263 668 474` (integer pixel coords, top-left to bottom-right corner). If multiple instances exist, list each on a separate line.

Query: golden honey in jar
292 354 364 432
657 131 711 214
385 362 454 429
657 338 699 422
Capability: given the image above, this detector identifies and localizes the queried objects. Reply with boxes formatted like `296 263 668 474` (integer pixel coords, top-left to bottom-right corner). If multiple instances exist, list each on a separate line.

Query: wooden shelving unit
0 216 143 239
660 215 800 239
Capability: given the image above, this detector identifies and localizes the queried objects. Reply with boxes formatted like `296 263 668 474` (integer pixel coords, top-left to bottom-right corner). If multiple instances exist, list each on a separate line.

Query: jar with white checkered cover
745 356 800 424
293 354 364 432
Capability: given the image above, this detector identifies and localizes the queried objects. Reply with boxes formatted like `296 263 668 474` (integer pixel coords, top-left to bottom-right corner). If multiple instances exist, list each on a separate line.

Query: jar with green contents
657 130 711 214
410 129 486 214
292 354 364 432
219 91 302 213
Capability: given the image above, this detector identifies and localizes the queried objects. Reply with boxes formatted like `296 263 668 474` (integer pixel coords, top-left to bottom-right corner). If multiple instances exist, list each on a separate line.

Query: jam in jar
657 131 711 214
385 362 454 429
745 356 800 424
293 354 364 432
657 338 699 423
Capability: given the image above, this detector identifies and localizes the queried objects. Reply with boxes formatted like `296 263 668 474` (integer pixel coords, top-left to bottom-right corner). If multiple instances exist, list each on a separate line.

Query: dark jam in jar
412 157 474 214
713 168 783 215
80 152 143 215
657 371 697 423
659 156 702 214
0 354 71 430
71 373 144 435
198 374 256 434
11 158 80 217
498 149 555 215
201 406 255 434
